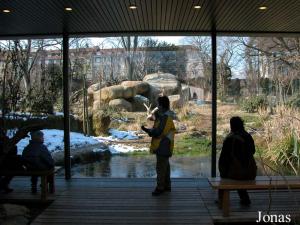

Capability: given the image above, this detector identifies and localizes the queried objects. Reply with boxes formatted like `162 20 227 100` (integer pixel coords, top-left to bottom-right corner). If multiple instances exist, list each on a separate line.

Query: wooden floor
1 178 300 224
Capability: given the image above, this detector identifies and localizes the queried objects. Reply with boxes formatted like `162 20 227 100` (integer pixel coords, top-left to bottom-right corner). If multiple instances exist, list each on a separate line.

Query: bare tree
239 37 300 103
108 36 142 80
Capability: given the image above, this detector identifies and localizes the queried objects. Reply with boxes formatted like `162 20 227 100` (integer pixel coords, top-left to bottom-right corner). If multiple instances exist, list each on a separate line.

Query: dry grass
255 105 300 175
111 112 150 131
175 102 212 133
108 101 300 175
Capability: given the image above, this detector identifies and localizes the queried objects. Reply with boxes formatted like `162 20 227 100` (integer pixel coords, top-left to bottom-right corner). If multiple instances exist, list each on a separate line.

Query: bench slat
208 176 300 190
0 166 61 176
208 176 300 217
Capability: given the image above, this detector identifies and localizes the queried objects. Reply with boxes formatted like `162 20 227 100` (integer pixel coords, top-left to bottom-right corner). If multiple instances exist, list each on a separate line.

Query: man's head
157 96 170 112
230 116 245 132
30 130 44 143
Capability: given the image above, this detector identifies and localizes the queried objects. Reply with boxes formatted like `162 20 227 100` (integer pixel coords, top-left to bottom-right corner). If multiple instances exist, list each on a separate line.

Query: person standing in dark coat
22 130 54 193
141 96 176 196
219 116 257 205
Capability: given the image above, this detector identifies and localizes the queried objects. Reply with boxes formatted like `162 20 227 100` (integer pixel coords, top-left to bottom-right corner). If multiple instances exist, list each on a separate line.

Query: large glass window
216 36 300 176
0 38 63 166
66 36 212 178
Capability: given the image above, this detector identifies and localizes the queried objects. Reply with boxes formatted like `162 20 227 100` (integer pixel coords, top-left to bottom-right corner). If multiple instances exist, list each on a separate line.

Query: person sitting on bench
218 116 257 205
22 130 54 194
0 129 24 193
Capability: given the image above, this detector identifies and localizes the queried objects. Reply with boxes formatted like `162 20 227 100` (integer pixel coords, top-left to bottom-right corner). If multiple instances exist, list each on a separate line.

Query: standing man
22 130 54 193
142 96 176 196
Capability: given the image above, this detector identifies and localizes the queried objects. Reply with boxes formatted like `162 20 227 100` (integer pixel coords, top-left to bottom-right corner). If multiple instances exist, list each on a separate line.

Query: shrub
92 105 122 135
240 95 268 113
265 134 300 174
286 94 300 108
92 111 111 136
258 106 300 175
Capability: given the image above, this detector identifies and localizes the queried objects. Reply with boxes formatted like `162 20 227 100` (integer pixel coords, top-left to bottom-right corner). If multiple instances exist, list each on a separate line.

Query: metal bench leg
222 190 230 217
41 176 47 201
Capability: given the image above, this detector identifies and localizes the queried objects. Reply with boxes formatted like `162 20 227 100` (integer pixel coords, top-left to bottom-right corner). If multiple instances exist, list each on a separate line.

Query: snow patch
109 145 148 154
108 128 139 140
13 128 144 155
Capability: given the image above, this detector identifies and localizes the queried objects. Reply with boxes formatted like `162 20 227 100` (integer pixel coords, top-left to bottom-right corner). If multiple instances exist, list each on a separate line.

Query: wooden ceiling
0 0 300 38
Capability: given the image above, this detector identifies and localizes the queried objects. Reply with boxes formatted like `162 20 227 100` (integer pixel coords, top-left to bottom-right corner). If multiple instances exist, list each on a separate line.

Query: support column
211 29 217 177
63 33 71 180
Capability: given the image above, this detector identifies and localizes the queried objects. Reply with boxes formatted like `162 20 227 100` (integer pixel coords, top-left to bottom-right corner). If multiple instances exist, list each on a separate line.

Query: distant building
0 45 206 83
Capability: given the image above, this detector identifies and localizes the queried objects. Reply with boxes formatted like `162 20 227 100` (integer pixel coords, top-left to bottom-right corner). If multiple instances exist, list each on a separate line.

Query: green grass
124 134 211 157
123 150 149 156
174 134 211 156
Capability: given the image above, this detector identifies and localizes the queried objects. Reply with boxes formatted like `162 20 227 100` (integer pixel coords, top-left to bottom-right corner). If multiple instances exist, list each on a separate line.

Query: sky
89 36 186 48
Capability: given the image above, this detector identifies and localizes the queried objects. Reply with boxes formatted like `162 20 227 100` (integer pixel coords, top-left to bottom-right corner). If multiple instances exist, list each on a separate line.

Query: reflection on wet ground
61 155 216 178
55 155 271 178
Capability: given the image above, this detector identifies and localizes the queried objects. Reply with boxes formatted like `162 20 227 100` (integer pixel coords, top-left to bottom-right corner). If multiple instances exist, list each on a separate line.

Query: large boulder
130 95 149 111
94 85 124 102
123 86 136 99
143 73 181 103
143 73 181 95
87 83 101 95
121 81 150 94
92 100 101 111
109 99 132 112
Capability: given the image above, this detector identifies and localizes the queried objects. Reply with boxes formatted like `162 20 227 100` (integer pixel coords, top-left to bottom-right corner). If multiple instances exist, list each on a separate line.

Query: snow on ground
108 145 148 154
4 112 48 121
14 129 146 155
3 112 66 121
108 128 139 140
94 128 139 142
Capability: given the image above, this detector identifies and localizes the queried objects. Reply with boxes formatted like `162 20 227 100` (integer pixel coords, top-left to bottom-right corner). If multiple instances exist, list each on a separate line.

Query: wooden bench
0 166 60 201
208 176 300 217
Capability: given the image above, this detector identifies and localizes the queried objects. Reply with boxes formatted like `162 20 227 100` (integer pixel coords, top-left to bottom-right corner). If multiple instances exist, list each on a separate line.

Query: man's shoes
152 188 164 196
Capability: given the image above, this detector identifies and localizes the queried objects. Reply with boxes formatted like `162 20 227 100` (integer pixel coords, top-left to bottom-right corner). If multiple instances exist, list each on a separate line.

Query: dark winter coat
219 130 257 180
22 140 54 170
143 110 175 157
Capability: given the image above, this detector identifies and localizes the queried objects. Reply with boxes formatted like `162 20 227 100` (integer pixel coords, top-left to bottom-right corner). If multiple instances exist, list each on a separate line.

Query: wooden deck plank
198 179 300 223
2 178 300 224
27 178 213 225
